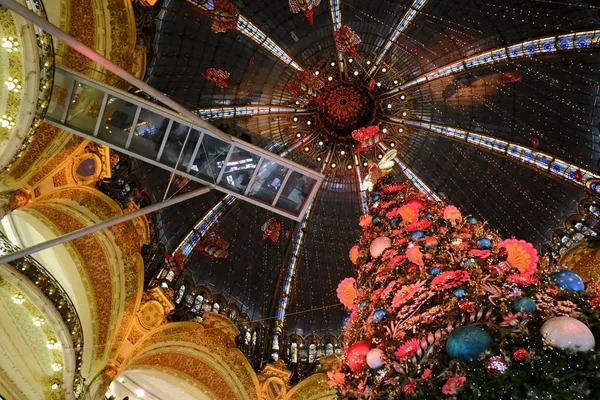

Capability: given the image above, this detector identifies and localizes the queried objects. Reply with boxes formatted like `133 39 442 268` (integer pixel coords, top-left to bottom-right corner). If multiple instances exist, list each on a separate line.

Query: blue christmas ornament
460 257 478 269
426 213 434 220
446 326 493 362
342 313 351 327
467 216 478 225
371 193 381 202
550 269 585 292
372 216 381 226
410 230 426 241
476 238 492 250
358 300 370 312
371 309 387 323
430 267 441 275
390 217 398 225
513 297 537 314
453 288 465 298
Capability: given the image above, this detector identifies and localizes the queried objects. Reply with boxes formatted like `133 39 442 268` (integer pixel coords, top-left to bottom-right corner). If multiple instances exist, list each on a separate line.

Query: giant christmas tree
331 172 600 399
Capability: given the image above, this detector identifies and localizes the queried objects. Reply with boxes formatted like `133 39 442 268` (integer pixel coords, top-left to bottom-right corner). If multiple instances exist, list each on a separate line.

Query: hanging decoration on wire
335 25 361 56
286 71 325 106
194 232 230 259
289 0 321 25
352 125 387 154
499 71 522 84
262 217 281 242
203 68 231 88
165 249 186 273
201 0 240 33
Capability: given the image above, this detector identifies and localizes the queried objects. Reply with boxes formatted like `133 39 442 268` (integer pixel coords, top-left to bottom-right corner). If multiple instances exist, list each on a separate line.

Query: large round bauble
372 216 381 226
430 267 441 275
446 326 493 362
371 193 382 202
410 230 425 241
477 238 492 250
347 341 371 373
513 297 537 314
370 236 391 258
540 316 595 352
550 269 585 292
366 348 385 370
371 309 387 323
426 213 434 220
467 216 478 224
390 217 398 225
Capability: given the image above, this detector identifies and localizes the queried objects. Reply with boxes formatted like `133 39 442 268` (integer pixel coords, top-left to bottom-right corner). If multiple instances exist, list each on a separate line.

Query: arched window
326 343 334 356
245 331 251 345
290 343 298 363
202 303 212 311
191 295 204 312
184 293 194 306
252 331 257 347
212 302 220 313
175 285 185 304
308 344 317 363
159 268 168 279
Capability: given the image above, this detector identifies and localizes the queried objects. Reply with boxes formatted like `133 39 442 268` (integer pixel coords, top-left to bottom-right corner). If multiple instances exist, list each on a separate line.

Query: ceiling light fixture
32 316 45 326
51 383 59 390
366 60 371 65
304 146 310 152
52 363 63 372
331 162 337 168
390 142 396 147
382 67 387 72
402 111 408 116
400 95 406 100
363 161 368 167
327 76 333 81
135 389 145 398
399 128 404 133
315 71 320 75
296 133 301 138
387 104 393 109
378 154 383 159
376 82 382 87
318 141 323 146
382 128 388 133
317 156 322 161
347 164 352 170
340 150 346 155
307 120 312 125
353 71 359 76
293 117 298 122
394 80 399 85
330 62 336 67
2 37 18 52
47 339 60 350
348 58 353 63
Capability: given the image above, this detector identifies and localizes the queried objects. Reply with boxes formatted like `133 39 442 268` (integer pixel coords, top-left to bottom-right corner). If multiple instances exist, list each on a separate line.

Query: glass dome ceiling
142 0 600 343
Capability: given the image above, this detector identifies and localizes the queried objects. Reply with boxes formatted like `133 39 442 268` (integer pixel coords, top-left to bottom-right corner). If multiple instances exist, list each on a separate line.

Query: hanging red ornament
352 125 380 142
531 137 540 147
368 78 377 92
286 71 325 106
194 232 230 259
201 0 239 33
262 218 281 242
573 169 585 182
334 25 361 56
203 68 231 88
289 0 321 25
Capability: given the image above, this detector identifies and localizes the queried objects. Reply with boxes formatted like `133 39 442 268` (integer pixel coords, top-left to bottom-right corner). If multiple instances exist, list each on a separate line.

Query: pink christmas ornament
366 348 385 369
370 236 392 258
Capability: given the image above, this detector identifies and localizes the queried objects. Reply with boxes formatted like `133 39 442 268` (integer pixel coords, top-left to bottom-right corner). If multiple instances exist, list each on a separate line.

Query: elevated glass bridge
44 68 323 221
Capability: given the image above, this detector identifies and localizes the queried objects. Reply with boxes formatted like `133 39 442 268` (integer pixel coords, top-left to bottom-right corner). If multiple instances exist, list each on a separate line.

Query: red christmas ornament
573 169 584 182
346 340 371 373
334 25 361 56
403 381 416 395
512 348 530 362
203 68 230 88
289 0 321 24
201 0 239 33
499 71 522 83
368 78 377 92
485 356 508 376
531 137 540 147
261 218 281 242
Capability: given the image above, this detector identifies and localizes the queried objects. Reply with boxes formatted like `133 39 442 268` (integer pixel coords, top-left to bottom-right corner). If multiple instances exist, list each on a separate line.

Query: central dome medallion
320 84 375 137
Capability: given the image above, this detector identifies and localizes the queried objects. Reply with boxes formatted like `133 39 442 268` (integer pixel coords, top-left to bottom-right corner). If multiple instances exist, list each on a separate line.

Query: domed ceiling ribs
369 0 429 75
328 0 343 77
383 29 600 97
196 106 311 121
269 147 333 360
383 116 600 194
186 0 305 71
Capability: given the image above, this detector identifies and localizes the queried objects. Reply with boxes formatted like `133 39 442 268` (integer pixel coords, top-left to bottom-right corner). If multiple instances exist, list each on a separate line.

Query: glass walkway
44 68 323 221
